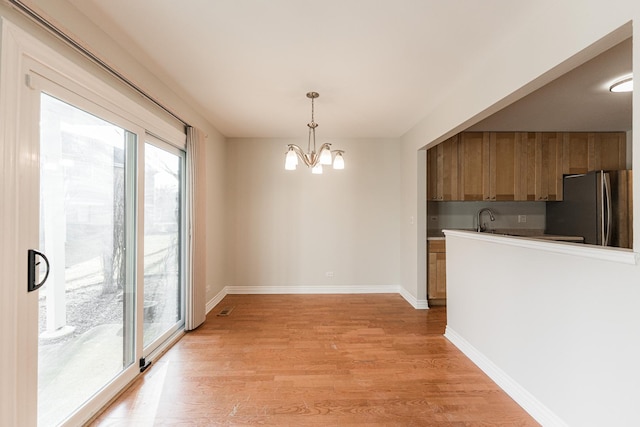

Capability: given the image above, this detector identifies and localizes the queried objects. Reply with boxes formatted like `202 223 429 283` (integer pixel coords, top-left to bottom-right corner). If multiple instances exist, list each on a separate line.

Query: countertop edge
443 229 638 265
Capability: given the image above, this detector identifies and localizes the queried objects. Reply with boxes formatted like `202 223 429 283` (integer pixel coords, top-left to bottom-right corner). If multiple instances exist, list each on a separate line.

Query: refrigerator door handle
603 173 612 246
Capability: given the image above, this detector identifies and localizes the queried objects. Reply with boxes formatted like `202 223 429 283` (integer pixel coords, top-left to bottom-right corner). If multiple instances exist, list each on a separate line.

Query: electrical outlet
518 215 527 223
325 271 334 278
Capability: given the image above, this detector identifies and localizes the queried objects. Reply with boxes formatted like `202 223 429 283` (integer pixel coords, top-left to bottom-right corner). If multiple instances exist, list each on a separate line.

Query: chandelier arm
288 144 314 167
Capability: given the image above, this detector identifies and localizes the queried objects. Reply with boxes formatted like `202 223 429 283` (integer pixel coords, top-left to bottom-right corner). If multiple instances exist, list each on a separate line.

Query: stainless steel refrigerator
545 170 632 248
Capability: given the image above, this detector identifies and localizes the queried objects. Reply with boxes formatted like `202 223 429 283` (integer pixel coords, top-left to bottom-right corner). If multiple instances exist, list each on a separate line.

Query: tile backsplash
427 201 546 233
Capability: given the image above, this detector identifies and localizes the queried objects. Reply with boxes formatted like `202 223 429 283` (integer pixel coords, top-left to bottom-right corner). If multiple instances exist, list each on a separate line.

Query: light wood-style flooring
91 294 539 426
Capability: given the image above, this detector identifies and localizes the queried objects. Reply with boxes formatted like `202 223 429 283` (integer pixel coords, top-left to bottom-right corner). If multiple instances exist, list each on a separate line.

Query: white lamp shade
312 163 323 174
333 152 345 170
285 149 298 170
319 147 332 165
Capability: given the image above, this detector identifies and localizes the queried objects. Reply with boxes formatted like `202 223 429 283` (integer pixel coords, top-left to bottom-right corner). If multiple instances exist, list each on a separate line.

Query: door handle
28 249 50 292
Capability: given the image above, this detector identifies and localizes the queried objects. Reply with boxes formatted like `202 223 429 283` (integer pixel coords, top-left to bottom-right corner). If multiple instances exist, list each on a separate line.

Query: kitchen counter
428 229 584 243
518 234 584 242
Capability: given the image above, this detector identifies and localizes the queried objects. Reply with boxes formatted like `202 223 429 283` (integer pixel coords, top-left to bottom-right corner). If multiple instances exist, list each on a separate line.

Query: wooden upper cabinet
427 136 459 201
427 145 438 200
563 132 626 174
523 132 563 201
562 132 590 174
489 132 521 201
459 132 490 201
459 131 520 201
541 132 564 201
592 132 626 170
520 132 537 201
426 131 626 202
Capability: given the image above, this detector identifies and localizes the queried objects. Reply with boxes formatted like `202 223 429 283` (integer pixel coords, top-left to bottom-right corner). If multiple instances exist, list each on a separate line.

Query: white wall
446 233 640 426
226 137 402 291
400 0 640 425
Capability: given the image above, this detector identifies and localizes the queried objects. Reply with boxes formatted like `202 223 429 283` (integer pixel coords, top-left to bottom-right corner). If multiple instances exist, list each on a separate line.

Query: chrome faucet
476 208 496 232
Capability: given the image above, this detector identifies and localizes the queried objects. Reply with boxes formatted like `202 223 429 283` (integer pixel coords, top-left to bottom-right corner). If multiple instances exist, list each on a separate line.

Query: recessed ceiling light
609 76 633 93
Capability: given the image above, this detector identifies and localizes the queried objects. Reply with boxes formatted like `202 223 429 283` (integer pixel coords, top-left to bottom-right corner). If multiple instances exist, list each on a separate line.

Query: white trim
59 363 140 427
206 287 228 314
444 229 638 265
225 284 401 295
0 17 40 426
398 286 429 309
206 285 428 313
444 327 569 427
76 329 185 426
144 329 185 364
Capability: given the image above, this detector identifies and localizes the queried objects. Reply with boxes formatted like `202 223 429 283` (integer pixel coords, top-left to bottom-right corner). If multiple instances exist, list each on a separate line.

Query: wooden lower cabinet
427 240 446 304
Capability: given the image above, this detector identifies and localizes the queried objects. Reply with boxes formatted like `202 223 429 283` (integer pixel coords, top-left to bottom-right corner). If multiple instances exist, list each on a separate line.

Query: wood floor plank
90 294 539 426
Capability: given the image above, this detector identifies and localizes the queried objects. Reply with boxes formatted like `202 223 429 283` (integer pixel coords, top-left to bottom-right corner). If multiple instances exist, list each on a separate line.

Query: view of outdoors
143 143 183 347
38 93 134 426
37 93 183 426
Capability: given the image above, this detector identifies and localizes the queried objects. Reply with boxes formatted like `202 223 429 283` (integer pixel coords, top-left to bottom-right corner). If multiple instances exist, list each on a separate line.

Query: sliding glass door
37 93 138 426
143 140 185 351
26 72 185 426
1 22 189 426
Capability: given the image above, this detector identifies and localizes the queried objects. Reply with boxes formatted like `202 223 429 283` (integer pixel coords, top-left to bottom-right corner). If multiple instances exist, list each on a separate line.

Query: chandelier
284 91 345 174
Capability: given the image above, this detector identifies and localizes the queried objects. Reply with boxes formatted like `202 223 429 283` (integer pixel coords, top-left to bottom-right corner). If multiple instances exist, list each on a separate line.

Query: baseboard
444 327 568 427
397 286 429 309
206 284 429 312
205 287 228 314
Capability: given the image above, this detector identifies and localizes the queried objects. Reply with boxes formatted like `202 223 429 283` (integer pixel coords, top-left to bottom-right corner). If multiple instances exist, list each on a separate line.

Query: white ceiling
469 37 632 132
65 0 631 138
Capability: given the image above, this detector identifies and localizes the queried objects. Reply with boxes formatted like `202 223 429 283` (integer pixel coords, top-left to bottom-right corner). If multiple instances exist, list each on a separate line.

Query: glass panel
143 143 183 348
38 93 135 426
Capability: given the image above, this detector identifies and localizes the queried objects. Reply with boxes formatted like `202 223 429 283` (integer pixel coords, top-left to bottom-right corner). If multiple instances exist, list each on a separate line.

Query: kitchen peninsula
426 131 631 305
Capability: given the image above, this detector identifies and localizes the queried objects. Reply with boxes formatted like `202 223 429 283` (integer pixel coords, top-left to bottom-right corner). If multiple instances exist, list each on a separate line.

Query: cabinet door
459 132 490 201
427 136 460 201
521 132 537 201
592 132 626 170
539 132 564 201
427 145 439 201
427 241 446 300
563 132 627 174
428 252 447 299
562 132 591 174
489 132 521 201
